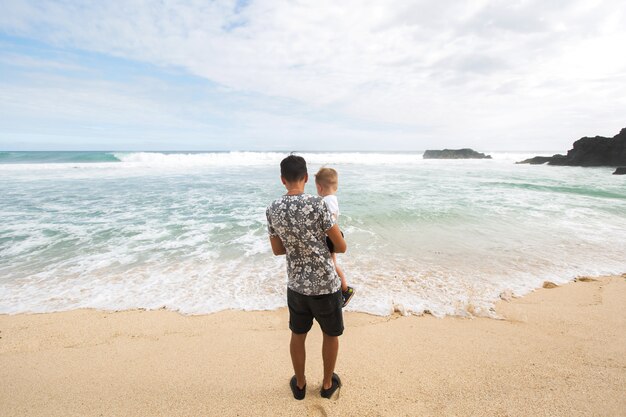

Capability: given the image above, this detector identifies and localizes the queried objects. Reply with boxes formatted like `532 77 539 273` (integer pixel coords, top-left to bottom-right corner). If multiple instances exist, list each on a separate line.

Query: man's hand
326 224 346 253
270 235 286 255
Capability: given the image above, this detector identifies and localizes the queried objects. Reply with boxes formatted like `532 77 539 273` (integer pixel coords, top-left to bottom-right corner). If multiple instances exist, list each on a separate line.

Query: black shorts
325 231 345 254
287 288 344 336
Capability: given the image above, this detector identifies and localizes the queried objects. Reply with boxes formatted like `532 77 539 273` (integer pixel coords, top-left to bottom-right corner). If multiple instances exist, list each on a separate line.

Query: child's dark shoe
342 287 355 308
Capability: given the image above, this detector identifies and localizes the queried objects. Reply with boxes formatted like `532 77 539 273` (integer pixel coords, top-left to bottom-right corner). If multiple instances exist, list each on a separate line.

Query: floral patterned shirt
266 193 339 295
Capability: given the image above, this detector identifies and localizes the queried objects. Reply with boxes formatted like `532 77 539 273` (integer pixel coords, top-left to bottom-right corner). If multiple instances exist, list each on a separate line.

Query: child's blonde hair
315 167 338 191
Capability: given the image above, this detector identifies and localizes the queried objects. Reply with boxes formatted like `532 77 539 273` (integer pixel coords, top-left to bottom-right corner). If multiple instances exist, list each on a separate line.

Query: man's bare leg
290 332 307 389
321 333 339 389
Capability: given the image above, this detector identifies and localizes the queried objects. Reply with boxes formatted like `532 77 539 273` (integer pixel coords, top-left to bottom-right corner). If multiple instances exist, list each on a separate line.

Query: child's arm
269 235 286 256
326 224 346 253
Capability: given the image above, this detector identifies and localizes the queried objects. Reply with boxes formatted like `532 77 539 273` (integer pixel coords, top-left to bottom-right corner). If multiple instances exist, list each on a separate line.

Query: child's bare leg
331 253 348 292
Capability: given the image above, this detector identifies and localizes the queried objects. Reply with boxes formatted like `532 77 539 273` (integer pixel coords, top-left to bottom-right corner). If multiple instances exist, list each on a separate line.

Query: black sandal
290 376 306 400
320 373 341 399
342 287 355 308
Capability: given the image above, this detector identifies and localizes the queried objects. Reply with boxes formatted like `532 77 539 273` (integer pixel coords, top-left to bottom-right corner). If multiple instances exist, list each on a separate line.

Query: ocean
1 151 625 317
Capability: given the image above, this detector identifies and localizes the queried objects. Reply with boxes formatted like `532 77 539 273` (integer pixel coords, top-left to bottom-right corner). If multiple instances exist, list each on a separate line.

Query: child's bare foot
342 286 355 307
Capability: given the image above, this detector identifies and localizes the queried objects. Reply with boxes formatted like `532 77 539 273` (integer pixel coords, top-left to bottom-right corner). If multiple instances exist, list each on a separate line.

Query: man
266 154 347 400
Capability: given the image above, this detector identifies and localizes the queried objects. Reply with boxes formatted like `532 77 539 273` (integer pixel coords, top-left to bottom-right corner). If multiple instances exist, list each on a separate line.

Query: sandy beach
1 274 625 417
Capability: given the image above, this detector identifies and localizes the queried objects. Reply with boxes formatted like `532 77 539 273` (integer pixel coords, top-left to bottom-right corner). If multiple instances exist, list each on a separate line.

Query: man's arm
326 224 346 253
270 235 286 256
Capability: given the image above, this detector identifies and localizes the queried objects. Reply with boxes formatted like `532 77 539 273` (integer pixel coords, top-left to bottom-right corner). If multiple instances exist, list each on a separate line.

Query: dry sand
1 275 625 417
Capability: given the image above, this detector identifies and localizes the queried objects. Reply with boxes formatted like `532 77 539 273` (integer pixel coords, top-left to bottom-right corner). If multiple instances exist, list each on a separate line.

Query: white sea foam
113 151 284 167
112 151 546 166
0 151 555 174
111 151 431 167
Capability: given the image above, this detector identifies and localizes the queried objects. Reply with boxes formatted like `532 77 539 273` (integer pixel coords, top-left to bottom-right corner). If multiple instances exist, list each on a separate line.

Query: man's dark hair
280 154 307 182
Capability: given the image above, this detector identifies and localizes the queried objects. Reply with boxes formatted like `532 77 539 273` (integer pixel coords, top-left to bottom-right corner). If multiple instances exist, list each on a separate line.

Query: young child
315 167 355 307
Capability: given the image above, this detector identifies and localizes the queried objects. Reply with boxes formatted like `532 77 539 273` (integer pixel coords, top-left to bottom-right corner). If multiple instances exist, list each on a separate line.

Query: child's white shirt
323 195 339 221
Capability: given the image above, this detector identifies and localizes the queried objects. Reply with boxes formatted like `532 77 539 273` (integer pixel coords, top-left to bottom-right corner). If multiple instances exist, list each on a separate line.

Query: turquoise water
0 151 121 164
1 151 625 316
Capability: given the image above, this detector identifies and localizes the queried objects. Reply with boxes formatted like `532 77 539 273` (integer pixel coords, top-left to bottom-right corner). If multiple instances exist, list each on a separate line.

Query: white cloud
1 0 625 149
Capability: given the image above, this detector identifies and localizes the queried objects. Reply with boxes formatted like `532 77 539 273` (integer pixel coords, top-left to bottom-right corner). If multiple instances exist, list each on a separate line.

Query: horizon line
0 149 564 153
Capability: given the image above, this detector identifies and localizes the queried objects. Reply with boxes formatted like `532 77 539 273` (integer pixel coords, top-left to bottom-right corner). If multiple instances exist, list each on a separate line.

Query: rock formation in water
517 128 626 167
423 149 492 159
613 167 626 175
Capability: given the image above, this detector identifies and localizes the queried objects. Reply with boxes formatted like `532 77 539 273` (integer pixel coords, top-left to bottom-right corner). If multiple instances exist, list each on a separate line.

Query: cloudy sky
1 0 625 151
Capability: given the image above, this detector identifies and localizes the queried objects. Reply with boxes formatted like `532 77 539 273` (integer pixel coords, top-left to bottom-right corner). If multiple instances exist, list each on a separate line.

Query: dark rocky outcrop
423 149 492 159
613 167 626 175
516 156 559 165
517 128 626 167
